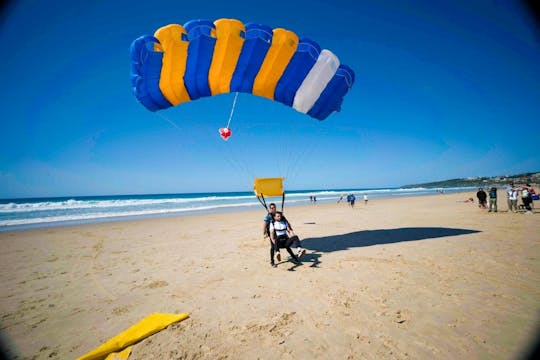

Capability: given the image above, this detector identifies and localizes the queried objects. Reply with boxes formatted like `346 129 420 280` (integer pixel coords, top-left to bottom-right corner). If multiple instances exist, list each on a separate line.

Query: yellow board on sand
77 312 189 360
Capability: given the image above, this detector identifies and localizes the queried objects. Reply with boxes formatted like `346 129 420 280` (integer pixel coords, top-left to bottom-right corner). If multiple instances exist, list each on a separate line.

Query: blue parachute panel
183 19 216 100
230 23 273 93
274 37 320 107
130 35 172 111
307 64 355 120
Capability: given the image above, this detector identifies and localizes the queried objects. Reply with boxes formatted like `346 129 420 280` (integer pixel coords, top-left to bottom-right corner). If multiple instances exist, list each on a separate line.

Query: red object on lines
219 127 232 141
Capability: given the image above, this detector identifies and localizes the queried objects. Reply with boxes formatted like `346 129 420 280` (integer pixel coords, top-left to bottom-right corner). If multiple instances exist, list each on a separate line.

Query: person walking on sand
363 194 368 205
488 187 497 212
476 188 487 209
348 193 356 208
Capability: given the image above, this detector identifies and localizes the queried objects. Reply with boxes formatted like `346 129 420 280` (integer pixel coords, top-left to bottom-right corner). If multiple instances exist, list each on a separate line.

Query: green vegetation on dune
402 172 540 188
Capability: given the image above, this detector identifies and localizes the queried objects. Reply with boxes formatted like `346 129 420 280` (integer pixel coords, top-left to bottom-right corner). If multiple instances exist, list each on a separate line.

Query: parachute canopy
130 18 355 120
254 177 285 211
254 177 284 197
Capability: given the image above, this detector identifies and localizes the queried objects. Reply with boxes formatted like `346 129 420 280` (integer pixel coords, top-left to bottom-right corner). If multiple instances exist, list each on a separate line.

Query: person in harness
262 203 280 238
269 211 305 267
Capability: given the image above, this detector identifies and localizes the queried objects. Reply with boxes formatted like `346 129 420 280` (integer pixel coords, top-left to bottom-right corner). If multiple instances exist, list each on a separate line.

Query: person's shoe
297 248 306 258
275 252 281 262
271 263 277 268
292 258 302 265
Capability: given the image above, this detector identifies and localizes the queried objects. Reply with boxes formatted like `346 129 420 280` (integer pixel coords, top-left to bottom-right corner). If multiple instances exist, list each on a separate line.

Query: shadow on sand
296 227 481 268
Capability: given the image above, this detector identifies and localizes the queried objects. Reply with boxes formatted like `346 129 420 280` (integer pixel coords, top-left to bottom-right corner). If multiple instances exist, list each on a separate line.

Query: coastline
0 187 478 232
1 191 539 359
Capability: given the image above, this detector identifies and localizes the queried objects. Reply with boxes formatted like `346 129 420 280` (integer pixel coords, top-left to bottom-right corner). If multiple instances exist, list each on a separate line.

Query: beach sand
1 191 539 359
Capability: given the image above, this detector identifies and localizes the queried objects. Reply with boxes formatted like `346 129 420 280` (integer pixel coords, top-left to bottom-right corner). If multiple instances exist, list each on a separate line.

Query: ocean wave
0 201 262 227
0 194 255 213
0 187 475 230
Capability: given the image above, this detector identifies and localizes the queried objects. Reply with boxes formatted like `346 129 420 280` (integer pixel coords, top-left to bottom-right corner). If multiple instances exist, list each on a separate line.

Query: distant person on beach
530 186 538 200
488 187 498 212
337 194 344 203
363 194 368 205
476 188 487 209
521 186 533 214
505 185 512 212
528 185 537 210
508 186 518 213
269 211 304 267
348 194 356 208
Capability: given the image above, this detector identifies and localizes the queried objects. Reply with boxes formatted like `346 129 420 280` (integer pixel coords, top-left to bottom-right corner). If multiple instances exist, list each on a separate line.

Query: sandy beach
1 191 539 359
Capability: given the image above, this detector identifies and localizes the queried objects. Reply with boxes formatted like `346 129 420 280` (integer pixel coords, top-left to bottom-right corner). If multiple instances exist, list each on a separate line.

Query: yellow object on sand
104 346 132 360
77 312 189 360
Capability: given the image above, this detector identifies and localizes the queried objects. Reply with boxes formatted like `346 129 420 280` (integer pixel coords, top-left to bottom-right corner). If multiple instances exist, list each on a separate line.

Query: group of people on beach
476 184 536 214
337 193 368 207
262 203 306 268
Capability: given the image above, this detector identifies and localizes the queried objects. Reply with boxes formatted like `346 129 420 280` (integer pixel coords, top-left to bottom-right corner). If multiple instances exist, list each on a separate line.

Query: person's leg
269 239 276 266
289 235 306 258
288 235 301 248
275 237 287 262
285 247 300 263
524 198 532 211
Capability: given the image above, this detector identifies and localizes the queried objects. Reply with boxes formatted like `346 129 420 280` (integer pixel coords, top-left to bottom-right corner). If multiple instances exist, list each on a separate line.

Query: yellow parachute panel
154 24 191 105
252 28 298 100
209 18 246 95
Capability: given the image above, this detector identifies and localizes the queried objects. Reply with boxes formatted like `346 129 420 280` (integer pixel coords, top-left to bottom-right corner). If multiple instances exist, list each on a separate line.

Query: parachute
254 177 285 211
130 18 355 120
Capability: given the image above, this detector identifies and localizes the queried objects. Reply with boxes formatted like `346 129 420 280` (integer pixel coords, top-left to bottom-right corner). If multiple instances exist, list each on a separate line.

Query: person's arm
269 223 276 244
283 215 293 231
286 221 295 236
262 214 271 237
263 220 268 237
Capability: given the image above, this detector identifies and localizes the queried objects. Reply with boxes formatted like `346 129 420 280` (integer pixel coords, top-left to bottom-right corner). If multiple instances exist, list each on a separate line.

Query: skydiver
263 204 304 267
269 212 304 268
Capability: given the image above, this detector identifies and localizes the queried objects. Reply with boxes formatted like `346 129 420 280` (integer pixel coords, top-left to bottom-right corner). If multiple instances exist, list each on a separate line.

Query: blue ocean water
0 187 474 231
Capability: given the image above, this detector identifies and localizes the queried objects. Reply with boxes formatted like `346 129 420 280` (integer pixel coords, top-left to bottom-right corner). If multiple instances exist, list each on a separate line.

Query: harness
265 214 289 237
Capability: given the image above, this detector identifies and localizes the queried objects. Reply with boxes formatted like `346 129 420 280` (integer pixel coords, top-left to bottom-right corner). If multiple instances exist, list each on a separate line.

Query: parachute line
226 92 239 129
156 112 181 130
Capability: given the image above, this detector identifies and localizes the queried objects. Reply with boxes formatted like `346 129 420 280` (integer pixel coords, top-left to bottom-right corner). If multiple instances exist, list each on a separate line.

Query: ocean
0 187 475 231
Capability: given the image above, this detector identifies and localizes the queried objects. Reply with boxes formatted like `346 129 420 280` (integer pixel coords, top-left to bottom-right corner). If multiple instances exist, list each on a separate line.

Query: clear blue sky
1 0 539 198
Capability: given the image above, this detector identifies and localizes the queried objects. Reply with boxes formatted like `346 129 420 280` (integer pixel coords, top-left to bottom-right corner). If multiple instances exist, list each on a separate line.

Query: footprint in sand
144 280 169 289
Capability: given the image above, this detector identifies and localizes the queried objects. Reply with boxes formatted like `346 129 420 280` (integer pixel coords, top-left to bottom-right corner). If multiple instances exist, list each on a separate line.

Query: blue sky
1 0 539 198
